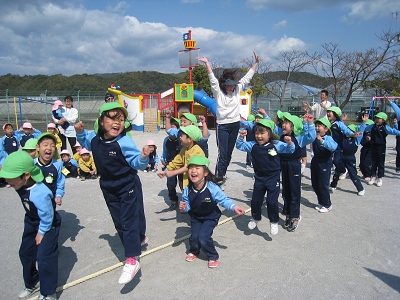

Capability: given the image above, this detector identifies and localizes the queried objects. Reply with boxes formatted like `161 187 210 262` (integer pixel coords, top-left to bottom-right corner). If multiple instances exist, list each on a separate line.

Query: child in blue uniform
2 122 20 154
160 128 180 209
60 149 79 178
279 112 316 232
144 140 158 172
359 118 375 180
365 112 400 187
236 119 295 235
15 122 42 148
34 133 65 206
0 151 60 300
311 119 338 213
179 156 245 268
75 102 150 284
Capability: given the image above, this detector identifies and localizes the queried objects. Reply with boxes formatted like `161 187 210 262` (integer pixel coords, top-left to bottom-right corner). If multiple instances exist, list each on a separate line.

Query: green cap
365 119 374 125
255 113 263 119
327 106 342 117
180 125 202 142
171 117 180 128
99 102 128 118
0 151 43 182
22 138 38 150
374 112 387 121
277 110 284 121
247 115 255 122
283 113 304 136
314 118 331 129
188 156 210 167
257 119 276 131
348 124 358 132
181 113 198 125
37 132 57 144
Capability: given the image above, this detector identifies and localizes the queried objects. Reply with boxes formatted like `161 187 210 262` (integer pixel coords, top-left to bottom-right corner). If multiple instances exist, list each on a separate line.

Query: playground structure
109 30 253 132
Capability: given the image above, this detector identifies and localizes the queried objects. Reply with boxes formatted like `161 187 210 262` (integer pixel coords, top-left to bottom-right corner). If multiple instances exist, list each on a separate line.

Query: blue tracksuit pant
311 160 332 208
281 160 301 219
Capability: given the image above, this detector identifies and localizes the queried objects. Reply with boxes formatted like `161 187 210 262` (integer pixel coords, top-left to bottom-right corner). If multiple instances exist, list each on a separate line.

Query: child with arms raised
75 102 150 284
179 156 245 268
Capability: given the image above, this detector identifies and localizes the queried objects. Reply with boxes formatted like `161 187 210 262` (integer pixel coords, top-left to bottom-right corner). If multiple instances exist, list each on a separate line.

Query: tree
363 60 400 96
318 30 400 109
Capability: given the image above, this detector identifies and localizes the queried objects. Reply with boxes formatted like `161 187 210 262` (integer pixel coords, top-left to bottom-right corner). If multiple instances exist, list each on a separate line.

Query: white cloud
0 2 308 75
343 0 400 20
274 20 287 30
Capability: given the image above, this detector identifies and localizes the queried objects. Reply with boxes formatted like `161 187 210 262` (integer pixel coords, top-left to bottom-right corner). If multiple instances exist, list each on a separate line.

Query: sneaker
329 187 336 192
141 236 149 246
248 219 258 230
319 206 332 213
208 259 219 268
118 259 140 284
38 294 57 300
339 170 348 180
364 177 370 181
91 175 97 179
185 253 197 262
270 222 279 235
315 205 322 211
18 282 40 299
376 178 383 187
80 177 86 181
287 216 301 232
284 216 290 229
357 189 365 196
368 177 376 185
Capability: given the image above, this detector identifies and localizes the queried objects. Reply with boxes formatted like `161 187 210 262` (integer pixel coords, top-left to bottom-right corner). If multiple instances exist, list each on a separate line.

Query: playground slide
194 90 216 116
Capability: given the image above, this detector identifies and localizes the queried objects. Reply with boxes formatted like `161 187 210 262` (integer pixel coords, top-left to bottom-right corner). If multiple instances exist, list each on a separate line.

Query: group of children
1 95 400 299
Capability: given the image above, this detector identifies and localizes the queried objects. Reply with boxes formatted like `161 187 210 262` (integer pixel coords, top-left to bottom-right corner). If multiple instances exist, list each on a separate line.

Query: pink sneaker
185 253 197 262
208 260 219 268
118 257 140 284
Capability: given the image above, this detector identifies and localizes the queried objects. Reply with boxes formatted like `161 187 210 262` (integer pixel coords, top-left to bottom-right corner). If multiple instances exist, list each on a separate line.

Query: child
22 138 38 158
279 112 316 232
144 140 158 172
75 102 150 284
2 122 20 154
179 156 245 268
241 114 255 169
51 100 69 131
160 128 181 209
365 112 400 187
196 115 211 158
46 123 62 151
157 125 205 191
326 107 361 190
60 149 79 178
73 141 82 162
386 96 400 172
78 148 97 180
359 119 375 180
236 119 295 235
0 151 60 300
311 119 338 213
35 133 65 207
15 122 42 148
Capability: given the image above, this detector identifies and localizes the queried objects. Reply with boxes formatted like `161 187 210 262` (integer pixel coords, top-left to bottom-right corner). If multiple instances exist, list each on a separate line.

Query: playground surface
0 131 399 300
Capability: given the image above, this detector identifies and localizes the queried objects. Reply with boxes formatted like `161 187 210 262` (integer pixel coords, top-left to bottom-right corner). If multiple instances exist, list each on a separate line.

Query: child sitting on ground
179 156 245 268
144 140 158 172
78 148 97 180
73 141 82 162
60 149 79 178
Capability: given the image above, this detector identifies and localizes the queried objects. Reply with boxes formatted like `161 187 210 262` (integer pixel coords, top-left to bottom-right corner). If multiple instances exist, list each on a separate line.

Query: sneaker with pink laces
185 253 197 262
208 259 219 268
118 257 140 284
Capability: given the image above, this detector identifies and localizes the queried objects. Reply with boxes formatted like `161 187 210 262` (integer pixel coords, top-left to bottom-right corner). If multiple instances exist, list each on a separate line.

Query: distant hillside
0 70 332 95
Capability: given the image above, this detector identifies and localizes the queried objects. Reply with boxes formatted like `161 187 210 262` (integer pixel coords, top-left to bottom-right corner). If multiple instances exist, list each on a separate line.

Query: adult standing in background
53 96 79 154
303 89 332 119
197 52 259 185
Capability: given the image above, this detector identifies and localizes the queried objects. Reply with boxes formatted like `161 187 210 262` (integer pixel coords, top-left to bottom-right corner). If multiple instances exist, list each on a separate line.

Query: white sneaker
376 178 383 187
357 189 365 196
339 170 348 180
319 206 332 213
248 219 258 230
270 222 279 235
329 187 336 192
38 294 57 300
315 205 322 211
368 177 376 185
18 282 40 299
118 260 141 284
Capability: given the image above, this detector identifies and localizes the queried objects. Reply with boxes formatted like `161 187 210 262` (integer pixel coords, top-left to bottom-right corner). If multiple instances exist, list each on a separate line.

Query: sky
0 0 399 76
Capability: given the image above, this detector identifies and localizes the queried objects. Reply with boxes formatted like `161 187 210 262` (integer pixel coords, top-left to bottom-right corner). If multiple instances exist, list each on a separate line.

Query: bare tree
318 30 400 109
